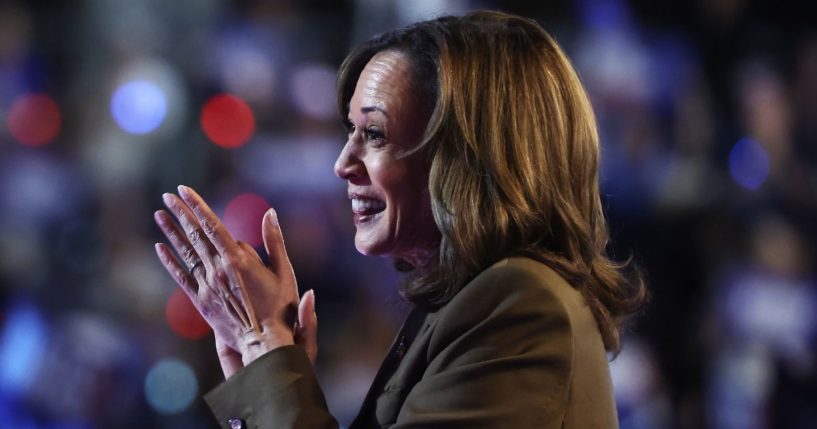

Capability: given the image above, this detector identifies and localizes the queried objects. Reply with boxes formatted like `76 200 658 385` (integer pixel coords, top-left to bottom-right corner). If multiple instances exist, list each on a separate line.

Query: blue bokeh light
579 0 631 32
728 137 770 190
0 303 47 395
111 80 167 134
144 358 198 415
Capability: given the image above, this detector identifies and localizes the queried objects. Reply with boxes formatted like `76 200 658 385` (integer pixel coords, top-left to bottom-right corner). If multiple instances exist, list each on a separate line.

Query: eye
343 119 355 135
364 127 385 142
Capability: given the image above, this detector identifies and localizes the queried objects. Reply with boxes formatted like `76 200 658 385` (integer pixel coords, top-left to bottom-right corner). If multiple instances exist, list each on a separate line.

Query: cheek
392 173 433 225
361 153 395 188
369 159 411 194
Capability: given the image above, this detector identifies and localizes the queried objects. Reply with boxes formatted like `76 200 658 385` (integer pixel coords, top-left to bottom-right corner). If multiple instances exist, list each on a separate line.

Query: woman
154 10 647 429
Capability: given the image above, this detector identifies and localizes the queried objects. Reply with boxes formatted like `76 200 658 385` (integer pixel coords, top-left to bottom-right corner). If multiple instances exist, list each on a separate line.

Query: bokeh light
728 137 770 190
200 94 255 148
220 44 277 104
7 94 61 146
110 80 167 134
2 2 816 428
165 289 210 340
223 192 271 247
236 135 341 193
0 153 85 225
144 358 198 415
0 303 47 394
289 63 336 120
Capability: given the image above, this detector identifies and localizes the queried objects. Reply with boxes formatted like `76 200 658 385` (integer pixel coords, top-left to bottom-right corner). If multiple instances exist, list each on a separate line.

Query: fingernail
162 193 174 207
177 185 190 199
266 209 278 225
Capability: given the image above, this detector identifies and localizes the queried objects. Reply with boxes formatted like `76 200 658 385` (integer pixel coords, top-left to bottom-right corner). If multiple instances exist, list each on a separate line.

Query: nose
334 140 366 182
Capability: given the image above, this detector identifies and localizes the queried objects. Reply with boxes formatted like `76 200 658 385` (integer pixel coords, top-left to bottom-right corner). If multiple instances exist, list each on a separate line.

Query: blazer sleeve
204 345 339 429
391 262 574 429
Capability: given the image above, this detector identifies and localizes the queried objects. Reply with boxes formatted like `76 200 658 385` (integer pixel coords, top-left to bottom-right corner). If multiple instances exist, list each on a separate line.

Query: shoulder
462 256 577 300
426 257 579 367
433 257 580 336
391 257 616 427
405 257 579 425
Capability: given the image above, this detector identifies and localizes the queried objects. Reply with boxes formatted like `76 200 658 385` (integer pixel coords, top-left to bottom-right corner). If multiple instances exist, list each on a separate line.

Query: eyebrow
360 105 389 117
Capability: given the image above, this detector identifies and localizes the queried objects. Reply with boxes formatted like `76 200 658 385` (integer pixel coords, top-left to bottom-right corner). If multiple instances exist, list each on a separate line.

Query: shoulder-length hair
337 10 647 353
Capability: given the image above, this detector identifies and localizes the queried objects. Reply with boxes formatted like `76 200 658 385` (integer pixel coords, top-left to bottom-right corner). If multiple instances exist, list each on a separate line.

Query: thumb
295 289 318 365
262 208 292 274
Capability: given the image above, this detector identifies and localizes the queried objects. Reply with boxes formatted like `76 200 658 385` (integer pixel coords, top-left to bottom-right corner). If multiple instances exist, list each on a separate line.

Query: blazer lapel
350 307 427 428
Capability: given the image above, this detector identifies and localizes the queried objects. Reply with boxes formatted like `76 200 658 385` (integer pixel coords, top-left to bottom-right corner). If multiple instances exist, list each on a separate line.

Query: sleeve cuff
205 345 336 429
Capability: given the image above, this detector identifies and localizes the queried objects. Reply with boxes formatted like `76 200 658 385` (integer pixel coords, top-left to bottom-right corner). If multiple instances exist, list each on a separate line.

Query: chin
354 236 390 257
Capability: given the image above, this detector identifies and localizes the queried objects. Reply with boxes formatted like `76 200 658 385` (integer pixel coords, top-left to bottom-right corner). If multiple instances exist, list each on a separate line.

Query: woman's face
334 50 439 265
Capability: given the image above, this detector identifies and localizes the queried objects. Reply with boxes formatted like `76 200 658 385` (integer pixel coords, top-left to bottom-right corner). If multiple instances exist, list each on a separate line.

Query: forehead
350 50 416 114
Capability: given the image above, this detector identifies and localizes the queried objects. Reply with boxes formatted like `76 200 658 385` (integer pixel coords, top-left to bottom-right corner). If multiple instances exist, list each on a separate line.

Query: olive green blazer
205 257 619 428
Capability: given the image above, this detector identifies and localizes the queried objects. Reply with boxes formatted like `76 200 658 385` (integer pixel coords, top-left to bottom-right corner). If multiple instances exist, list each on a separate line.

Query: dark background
0 0 815 428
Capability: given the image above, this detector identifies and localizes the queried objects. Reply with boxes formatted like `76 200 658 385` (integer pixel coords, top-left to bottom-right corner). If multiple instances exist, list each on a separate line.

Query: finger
154 210 208 274
177 185 239 257
162 192 219 272
295 289 318 365
237 240 262 262
154 243 199 299
262 209 293 275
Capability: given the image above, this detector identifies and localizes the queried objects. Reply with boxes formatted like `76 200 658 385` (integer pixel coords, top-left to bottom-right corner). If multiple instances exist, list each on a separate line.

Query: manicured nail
177 185 191 199
162 193 174 207
266 209 278 225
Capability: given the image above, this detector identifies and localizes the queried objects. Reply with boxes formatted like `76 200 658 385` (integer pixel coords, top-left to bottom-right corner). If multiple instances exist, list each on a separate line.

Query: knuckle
200 218 218 237
223 251 244 268
179 276 195 291
181 246 197 264
175 271 195 290
223 258 241 272
187 228 203 245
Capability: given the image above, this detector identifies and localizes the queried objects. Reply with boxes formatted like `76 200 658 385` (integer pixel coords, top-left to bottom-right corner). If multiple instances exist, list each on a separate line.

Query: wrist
240 328 294 366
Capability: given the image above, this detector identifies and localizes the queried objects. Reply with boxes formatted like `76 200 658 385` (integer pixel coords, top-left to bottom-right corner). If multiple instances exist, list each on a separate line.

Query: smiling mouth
351 196 386 222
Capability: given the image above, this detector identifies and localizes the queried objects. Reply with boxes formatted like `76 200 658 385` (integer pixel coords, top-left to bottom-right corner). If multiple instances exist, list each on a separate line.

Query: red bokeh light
223 192 271 247
165 288 211 340
200 94 255 148
7 94 61 146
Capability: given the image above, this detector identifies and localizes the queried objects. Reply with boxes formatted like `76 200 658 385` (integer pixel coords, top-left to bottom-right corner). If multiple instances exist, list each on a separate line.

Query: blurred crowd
0 0 814 428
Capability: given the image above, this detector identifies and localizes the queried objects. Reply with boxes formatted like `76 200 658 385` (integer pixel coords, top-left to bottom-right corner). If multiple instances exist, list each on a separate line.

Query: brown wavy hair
337 11 647 353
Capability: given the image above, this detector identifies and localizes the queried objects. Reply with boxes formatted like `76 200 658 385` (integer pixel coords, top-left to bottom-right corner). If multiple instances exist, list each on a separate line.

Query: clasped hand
153 185 317 378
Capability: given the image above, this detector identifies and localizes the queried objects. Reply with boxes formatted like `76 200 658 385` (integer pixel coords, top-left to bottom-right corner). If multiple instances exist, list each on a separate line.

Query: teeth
352 198 386 213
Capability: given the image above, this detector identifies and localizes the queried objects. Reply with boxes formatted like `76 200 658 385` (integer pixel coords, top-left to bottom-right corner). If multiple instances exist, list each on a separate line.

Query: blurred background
0 0 815 427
